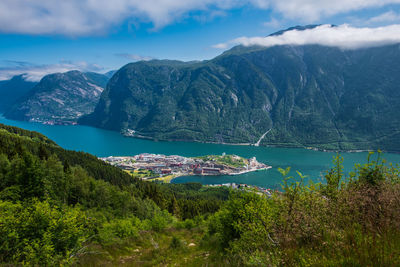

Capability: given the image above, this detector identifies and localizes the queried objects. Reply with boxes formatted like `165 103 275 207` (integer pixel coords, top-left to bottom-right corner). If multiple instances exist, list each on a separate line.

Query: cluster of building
101 153 270 178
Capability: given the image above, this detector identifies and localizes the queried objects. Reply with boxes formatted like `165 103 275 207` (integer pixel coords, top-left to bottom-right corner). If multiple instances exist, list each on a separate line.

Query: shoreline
158 166 273 183
123 133 253 146
121 131 395 153
0 114 397 154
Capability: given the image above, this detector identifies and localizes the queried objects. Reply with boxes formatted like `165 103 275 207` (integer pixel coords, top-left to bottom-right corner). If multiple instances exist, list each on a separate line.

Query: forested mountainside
0 123 229 265
4 71 110 124
1 123 399 265
0 75 37 112
80 41 400 151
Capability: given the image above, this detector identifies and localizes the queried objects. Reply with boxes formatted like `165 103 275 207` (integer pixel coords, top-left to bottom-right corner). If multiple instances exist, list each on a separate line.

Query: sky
0 0 400 81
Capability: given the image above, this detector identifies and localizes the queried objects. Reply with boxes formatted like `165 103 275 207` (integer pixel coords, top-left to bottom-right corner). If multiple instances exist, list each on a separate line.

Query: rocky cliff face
5 71 109 124
79 43 400 151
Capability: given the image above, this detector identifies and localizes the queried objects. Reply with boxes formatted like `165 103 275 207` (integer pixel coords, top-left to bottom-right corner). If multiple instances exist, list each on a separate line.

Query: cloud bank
1 0 400 35
269 0 400 22
0 61 103 81
213 24 400 50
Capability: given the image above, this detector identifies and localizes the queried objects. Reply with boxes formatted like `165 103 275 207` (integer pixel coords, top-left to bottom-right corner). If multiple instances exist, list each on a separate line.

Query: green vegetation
196 154 248 168
126 169 178 183
148 174 176 183
80 44 400 152
1 123 399 266
0 124 228 265
126 169 157 179
208 153 400 266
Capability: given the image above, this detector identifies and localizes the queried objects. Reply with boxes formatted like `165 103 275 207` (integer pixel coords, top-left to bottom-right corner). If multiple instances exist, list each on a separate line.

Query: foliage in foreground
209 153 400 266
0 124 228 265
1 122 400 266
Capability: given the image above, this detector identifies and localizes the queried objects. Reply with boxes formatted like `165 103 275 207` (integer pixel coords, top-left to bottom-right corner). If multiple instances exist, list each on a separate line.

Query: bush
208 153 400 266
151 210 173 232
183 219 196 230
0 199 90 265
98 217 140 244
169 236 183 250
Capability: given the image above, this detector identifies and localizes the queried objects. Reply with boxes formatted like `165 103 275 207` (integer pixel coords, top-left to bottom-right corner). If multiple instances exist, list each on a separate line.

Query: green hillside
1 124 399 266
0 123 229 265
0 125 400 266
80 43 400 152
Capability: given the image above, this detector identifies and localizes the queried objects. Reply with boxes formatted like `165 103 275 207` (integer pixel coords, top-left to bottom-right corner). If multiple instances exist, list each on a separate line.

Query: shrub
98 217 140 244
208 153 400 266
0 199 90 265
169 236 183 250
151 210 172 232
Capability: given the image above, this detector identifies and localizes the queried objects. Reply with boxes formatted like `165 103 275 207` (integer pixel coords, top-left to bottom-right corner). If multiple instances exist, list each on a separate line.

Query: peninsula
100 153 270 182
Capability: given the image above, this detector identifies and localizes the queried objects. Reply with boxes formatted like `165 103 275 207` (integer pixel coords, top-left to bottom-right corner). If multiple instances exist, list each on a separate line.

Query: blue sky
0 0 400 80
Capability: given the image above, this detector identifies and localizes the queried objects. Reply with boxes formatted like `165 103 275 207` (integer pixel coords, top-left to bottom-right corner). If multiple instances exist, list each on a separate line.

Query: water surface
1 115 399 189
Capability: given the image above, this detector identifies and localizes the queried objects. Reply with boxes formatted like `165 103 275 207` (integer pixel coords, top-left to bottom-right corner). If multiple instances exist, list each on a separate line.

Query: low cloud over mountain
0 61 103 81
213 24 400 50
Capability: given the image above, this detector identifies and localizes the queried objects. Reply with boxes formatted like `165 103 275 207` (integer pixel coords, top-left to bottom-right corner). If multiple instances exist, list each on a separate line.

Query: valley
2 13 400 265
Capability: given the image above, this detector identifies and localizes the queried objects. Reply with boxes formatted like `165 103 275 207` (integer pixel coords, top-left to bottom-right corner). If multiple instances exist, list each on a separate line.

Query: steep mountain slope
0 75 37 112
80 41 400 151
5 70 109 124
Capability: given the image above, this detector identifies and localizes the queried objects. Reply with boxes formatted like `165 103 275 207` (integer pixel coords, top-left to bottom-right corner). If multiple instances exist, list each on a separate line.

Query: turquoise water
1 115 400 189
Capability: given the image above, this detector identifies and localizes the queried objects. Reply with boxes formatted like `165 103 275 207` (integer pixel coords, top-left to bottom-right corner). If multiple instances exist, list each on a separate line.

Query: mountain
80 33 400 151
268 24 322 36
104 70 117 79
0 75 37 112
4 70 110 125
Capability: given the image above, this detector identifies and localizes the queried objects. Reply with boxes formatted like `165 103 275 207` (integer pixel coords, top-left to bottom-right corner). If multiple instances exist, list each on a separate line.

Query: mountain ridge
80 40 400 151
4 70 110 125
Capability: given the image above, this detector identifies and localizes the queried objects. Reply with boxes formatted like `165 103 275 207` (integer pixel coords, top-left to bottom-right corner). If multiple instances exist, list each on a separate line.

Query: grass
196 155 248 168
124 169 158 179
75 226 224 266
148 175 176 183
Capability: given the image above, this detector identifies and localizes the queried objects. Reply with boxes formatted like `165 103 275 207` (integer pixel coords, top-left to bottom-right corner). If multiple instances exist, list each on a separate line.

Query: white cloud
0 0 400 35
0 61 103 81
115 53 154 61
270 0 400 22
212 43 229 49
263 18 281 29
213 24 400 50
366 10 400 24
0 0 264 35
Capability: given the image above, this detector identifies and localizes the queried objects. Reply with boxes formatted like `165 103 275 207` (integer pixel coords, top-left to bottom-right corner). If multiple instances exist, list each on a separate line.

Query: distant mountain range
3 70 112 124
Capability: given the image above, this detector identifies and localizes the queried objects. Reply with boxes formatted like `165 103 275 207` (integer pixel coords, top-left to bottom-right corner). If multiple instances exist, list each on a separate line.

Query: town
100 153 271 182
